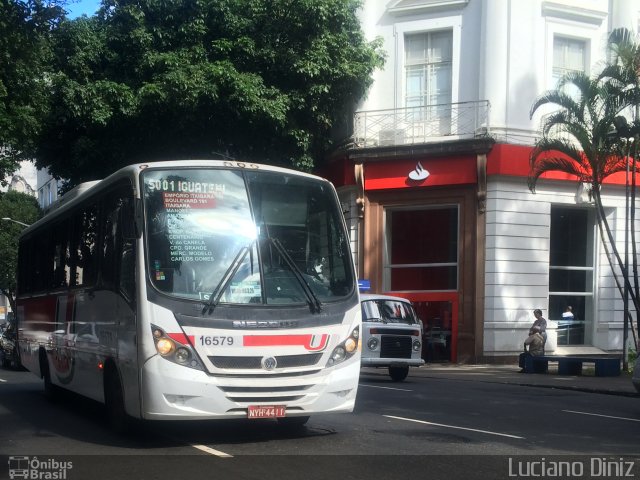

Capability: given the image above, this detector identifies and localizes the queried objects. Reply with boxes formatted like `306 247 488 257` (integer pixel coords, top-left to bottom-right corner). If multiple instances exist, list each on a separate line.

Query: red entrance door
388 292 458 363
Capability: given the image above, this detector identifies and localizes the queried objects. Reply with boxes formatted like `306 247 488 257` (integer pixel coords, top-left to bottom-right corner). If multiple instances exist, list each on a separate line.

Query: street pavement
361 363 639 396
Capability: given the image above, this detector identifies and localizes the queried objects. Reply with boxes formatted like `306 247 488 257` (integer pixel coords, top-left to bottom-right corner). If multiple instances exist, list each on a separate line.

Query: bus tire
389 366 409 382
40 351 58 401
104 367 130 434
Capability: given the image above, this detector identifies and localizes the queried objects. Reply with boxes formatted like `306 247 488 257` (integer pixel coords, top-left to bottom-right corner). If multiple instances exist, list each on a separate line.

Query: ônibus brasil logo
8 456 73 479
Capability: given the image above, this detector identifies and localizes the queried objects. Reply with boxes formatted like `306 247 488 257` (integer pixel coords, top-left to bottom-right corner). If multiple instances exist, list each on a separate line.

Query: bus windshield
143 167 354 306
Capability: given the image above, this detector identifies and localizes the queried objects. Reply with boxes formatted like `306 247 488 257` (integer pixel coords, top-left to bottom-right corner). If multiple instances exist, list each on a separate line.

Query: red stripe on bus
243 334 329 351
167 333 195 345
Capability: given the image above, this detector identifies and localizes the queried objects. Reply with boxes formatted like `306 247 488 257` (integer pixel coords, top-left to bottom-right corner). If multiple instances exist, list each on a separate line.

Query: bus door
115 234 139 416
110 190 140 416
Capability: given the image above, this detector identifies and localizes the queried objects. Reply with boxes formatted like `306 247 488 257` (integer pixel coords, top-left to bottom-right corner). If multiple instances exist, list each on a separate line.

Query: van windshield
361 299 419 324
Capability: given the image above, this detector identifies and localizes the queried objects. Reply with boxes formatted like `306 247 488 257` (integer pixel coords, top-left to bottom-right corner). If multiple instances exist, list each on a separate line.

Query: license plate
247 405 286 419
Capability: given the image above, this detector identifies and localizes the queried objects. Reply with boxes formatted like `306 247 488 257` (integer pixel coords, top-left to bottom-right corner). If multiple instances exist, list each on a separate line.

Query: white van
360 294 424 381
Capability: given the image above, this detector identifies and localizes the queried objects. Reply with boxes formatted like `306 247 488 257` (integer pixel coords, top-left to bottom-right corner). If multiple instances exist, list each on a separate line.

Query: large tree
0 191 40 315
0 0 64 184
31 0 384 186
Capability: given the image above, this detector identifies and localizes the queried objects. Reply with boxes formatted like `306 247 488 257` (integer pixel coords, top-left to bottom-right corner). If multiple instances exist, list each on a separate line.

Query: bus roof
21 160 331 237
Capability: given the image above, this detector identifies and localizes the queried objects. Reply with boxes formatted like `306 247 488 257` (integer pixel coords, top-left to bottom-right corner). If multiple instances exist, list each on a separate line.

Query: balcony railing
353 100 491 149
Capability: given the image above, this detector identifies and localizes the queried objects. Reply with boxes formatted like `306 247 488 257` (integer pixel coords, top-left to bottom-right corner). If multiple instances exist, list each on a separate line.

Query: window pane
553 36 586 89
549 207 590 266
405 30 452 107
75 205 99 287
428 31 452 62
390 208 458 264
390 266 457 291
549 269 591 292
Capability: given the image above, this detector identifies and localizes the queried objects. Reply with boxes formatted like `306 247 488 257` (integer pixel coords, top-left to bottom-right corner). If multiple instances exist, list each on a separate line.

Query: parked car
0 323 20 369
360 293 424 381
632 356 640 393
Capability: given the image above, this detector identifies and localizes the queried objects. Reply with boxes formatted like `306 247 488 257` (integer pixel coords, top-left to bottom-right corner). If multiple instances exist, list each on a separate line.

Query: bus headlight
367 337 379 351
156 338 175 356
413 339 422 352
326 326 359 367
151 324 204 371
175 348 191 364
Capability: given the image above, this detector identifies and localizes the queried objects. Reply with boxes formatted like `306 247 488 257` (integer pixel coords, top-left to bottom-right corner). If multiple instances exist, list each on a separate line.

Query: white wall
358 0 638 144
484 176 635 356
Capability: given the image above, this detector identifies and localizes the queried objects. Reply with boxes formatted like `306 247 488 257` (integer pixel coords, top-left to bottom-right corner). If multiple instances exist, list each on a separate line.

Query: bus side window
120 240 136 302
101 184 135 300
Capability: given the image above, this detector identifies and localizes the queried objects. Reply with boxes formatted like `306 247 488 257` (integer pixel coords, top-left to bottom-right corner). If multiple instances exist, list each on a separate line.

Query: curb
360 367 639 398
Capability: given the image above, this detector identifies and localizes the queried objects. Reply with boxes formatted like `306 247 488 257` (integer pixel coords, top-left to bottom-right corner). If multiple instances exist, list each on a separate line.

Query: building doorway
384 205 459 362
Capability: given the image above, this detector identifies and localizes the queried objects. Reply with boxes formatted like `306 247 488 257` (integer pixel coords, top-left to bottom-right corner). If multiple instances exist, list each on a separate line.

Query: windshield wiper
202 245 251 315
268 237 322 314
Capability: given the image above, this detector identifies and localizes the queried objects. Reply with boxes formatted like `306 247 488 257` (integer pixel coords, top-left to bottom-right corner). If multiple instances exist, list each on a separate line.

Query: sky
65 0 101 18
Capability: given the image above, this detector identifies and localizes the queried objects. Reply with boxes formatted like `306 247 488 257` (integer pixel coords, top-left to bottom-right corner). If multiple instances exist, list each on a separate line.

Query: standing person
518 326 545 372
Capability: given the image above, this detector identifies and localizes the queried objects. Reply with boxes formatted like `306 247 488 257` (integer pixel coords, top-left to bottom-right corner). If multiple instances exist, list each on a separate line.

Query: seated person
518 326 545 372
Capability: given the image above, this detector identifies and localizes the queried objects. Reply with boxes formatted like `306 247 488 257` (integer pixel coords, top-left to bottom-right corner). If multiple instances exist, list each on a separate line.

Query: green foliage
528 71 629 192
30 0 385 184
0 0 64 184
0 190 41 313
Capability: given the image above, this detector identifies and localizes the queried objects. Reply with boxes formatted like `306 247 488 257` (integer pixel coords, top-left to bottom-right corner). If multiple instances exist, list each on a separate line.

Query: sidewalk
361 364 639 396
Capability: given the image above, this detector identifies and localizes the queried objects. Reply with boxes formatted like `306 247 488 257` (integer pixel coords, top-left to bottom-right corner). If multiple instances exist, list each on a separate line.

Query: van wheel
104 368 130 434
389 366 409 382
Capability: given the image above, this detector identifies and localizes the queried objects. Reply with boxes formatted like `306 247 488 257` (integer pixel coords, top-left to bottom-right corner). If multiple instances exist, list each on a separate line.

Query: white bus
16 160 361 430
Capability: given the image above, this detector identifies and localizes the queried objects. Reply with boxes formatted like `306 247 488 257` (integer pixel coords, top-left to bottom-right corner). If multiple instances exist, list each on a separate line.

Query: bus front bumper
139 355 360 420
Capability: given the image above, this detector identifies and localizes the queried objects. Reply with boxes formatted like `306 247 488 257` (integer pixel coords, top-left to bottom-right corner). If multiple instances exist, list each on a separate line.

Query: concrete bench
523 355 621 377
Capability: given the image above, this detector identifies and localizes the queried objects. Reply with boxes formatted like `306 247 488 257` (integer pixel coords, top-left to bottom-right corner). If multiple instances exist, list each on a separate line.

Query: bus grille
380 336 412 359
209 353 323 370
226 395 305 403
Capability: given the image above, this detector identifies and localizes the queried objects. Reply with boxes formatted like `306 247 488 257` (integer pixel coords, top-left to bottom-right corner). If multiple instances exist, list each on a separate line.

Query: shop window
384 206 458 291
549 206 594 345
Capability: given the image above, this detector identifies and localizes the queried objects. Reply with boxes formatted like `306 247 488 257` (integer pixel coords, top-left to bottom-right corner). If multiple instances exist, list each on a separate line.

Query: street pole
623 139 630 371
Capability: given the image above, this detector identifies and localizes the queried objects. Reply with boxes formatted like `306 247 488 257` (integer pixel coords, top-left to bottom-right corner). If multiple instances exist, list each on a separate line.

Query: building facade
325 0 640 362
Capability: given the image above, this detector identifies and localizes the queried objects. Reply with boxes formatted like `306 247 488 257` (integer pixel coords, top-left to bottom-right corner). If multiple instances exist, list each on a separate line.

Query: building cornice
387 0 469 17
347 137 495 163
541 1 607 26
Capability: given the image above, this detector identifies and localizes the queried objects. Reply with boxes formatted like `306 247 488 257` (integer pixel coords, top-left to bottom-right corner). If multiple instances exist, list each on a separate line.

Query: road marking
0 378 7 383
190 444 233 457
359 384 413 392
563 410 640 423
160 432 233 457
384 415 525 439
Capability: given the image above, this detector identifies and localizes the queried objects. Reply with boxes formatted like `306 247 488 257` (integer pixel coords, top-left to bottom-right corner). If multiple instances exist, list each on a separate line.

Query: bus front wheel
104 367 130 434
388 366 409 382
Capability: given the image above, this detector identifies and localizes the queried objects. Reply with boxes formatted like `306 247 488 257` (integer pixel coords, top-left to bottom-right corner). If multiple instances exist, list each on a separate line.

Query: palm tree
600 28 640 338
528 70 640 360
